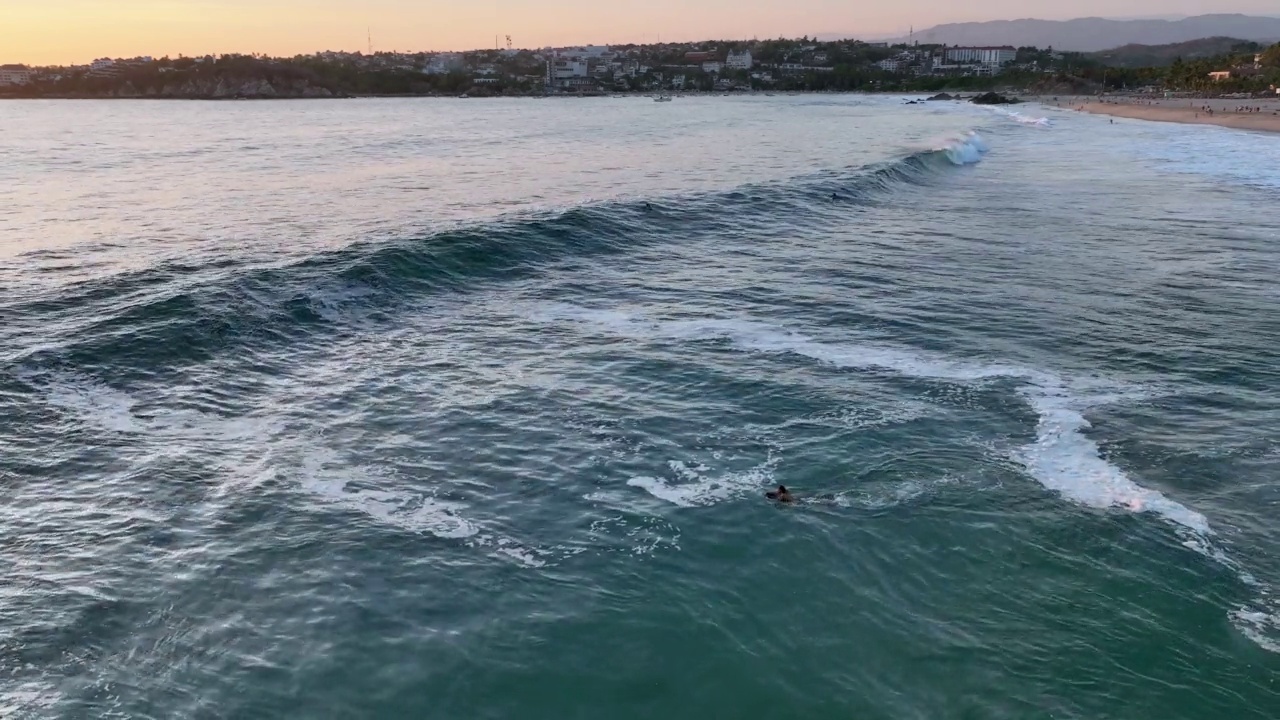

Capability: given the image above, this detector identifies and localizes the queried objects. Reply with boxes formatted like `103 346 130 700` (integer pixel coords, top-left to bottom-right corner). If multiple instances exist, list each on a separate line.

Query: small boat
654 95 672 102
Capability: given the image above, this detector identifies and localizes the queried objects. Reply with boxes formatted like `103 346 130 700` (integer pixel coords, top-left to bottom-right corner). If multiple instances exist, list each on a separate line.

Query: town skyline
5 1 1279 66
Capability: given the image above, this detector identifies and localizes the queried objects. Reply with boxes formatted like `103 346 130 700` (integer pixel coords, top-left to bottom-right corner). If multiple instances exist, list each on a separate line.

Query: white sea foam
40 373 282 447
541 304 1280 650
44 377 142 433
627 457 777 507
832 476 956 510
1231 608 1280 653
938 131 990 165
587 513 682 556
296 451 480 539
34 376 576 574
537 304 1207 533
0 682 59 718
293 450 563 569
1016 384 1210 533
988 107 1052 127
487 538 549 568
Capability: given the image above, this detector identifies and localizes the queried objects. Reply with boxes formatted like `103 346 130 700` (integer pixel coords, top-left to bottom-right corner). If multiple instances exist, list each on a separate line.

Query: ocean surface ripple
1 96 1278 719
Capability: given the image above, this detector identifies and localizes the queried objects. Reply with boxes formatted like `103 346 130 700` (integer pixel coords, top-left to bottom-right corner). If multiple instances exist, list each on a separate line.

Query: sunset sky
4 0 1277 65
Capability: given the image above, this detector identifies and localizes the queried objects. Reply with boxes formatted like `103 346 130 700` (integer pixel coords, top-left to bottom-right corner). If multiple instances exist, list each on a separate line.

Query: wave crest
9 138 990 375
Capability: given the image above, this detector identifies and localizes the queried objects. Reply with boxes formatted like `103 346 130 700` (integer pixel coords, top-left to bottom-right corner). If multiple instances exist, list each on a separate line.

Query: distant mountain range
887 14 1280 52
1088 37 1262 68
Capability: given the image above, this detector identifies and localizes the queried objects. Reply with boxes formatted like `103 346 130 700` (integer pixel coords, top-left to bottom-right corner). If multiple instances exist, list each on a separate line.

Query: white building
945 46 1016 68
877 59 902 73
547 58 589 86
725 50 753 70
87 57 123 77
986 47 1017 66
701 61 723 74
0 64 32 86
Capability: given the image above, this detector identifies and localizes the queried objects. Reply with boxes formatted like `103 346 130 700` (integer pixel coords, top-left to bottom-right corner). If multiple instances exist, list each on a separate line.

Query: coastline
1065 97 1280 134
0 89 913 100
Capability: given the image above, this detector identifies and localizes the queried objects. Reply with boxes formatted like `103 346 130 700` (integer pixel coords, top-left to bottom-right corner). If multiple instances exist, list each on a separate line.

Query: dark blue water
1 96 1278 719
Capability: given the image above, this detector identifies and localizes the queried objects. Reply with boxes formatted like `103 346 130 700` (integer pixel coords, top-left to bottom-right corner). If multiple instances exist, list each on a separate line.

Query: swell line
5 133 989 378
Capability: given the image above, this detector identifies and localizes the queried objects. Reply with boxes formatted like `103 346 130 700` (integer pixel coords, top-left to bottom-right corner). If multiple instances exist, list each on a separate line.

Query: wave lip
937 131 990 166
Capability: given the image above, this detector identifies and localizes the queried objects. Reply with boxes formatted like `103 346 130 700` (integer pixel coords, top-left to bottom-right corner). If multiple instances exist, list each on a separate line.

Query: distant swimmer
643 202 653 211
765 485 794 503
831 192 841 201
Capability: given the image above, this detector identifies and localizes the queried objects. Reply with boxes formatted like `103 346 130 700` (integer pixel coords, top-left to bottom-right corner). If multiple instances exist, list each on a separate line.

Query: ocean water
1 96 1279 719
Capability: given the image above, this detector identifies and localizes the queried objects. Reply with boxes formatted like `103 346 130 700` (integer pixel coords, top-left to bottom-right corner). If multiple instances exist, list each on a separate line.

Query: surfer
643 202 653 212
830 192 841 201
765 485 794 503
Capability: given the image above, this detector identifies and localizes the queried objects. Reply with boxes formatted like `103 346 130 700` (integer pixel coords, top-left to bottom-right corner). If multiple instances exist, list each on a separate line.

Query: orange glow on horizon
2 0 1272 66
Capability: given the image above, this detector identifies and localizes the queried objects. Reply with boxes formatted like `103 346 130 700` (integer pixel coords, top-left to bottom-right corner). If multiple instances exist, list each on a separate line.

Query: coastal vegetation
2 37 1278 99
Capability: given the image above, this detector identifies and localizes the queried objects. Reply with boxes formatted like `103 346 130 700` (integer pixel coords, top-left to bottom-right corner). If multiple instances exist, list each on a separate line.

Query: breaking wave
5 137 988 378
987 106 1052 127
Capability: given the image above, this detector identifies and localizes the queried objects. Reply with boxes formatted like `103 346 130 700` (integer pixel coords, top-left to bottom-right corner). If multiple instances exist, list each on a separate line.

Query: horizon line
7 11 1279 67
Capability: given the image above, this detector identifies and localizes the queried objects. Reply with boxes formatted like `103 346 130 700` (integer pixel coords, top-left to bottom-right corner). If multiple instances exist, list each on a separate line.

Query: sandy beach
1046 96 1280 134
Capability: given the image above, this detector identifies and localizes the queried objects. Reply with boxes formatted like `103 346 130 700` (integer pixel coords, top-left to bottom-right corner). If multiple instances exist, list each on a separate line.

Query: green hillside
1089 37 1262 67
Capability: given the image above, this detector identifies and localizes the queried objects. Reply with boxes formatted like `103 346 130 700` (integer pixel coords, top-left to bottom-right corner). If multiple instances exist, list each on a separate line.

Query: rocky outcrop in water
926 93 956 101
970 92 1021 105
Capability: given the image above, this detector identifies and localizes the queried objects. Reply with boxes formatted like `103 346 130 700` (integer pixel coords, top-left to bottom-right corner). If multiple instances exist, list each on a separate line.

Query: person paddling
765 485 794 503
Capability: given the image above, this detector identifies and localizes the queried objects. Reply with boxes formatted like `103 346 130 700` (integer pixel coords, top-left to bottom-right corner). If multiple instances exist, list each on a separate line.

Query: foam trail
295 451 480 539
1016 383 1210 533
988 107 1052 127
540 305 1280 651
627 458 777 507
537 304 1206 533
42 376 143 433
1232 608 1280 653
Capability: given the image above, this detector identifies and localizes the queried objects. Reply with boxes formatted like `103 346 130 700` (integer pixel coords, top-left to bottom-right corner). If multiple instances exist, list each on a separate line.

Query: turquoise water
1 96 1278 718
